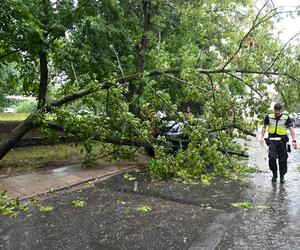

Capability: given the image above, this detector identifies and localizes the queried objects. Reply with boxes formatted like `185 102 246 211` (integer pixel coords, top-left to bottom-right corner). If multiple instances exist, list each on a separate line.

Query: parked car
68 108 93 115
294 113 300 127
3 107 15 113
146 119 192 157
77 109 93 115
290 112 300 127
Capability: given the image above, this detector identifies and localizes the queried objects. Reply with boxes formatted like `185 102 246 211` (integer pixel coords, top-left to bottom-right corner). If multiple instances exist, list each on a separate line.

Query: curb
19 163 144 201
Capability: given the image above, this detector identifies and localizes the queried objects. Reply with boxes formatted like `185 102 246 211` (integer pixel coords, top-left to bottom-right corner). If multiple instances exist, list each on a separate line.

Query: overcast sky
257 0 300 43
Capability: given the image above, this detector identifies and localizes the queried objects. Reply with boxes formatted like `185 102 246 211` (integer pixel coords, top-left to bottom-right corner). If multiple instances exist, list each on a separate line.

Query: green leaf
72 199 87 207
86 181 94 187
123 173 136 181
116 199 127 205
231 202 252 208
38 205 53 212
135 205 152 213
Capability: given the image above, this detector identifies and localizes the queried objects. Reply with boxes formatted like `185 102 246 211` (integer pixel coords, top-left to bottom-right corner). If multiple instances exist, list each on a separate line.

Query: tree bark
0 113 36 159
37 0 50 109
129 0 151 116
37 48 48 109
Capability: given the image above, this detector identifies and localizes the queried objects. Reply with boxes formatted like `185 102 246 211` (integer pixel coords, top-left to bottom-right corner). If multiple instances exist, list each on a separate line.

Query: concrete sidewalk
0 155 148 200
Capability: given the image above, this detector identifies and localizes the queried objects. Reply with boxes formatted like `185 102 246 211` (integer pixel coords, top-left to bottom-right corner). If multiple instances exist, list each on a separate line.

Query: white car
3 108 15 113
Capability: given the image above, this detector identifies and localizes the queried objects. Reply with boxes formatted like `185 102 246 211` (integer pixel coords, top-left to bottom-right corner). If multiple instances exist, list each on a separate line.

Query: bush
13 101 36 113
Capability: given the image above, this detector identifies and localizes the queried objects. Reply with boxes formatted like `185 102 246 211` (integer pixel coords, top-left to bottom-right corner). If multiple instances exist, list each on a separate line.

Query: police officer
259 103 298 183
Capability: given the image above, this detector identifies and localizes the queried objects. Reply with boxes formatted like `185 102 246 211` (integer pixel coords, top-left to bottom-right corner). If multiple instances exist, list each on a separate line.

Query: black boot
280 175 285 184
272 174 277 182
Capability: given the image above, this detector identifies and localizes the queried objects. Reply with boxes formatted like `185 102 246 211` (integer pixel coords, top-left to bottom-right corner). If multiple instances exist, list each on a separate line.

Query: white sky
255 1 300 102
258 0 300 43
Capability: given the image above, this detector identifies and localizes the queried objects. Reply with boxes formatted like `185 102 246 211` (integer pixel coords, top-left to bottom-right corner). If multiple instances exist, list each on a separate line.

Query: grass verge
0 143 84 176
0 113 29 121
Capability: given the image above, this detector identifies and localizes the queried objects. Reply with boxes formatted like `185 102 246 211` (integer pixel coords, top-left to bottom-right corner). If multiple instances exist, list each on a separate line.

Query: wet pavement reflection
217 128 300 249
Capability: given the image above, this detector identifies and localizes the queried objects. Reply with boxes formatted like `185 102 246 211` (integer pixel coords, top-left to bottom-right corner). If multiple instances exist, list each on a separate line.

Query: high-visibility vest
268 114 288 135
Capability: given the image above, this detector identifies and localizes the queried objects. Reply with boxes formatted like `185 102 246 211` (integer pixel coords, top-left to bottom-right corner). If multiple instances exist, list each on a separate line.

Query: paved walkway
0 155 148 200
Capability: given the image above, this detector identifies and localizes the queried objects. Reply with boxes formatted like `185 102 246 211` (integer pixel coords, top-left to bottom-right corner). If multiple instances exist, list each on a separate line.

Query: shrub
14 101 37 113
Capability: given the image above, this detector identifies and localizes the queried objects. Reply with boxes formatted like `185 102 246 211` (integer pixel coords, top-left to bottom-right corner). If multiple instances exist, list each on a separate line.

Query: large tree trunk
37 0 50 109
37 48 48 109
128 0 151 116
0 113 36 159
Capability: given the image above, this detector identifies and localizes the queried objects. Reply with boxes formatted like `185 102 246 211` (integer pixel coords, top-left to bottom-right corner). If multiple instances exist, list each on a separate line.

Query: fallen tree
1 0 299 180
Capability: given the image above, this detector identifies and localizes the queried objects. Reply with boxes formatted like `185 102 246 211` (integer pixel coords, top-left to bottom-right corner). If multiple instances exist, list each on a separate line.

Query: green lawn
0 144 84 176
0 113 83 176
0 113 29 121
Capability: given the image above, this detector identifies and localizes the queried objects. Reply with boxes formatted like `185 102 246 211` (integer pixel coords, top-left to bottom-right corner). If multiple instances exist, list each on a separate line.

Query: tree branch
0 49 21 61
225 72 262 98
218 148 249 158
208 124 256 137
222 1 277 69
46 68 180 110
265 32 300 72
161 73 210 94
1 63 299 160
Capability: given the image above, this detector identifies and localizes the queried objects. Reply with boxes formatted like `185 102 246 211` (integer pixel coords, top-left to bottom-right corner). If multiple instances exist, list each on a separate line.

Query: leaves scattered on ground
135 205 152 213
231 202 272 210
124 173 136 181
231 202 252 209
86 181 94 187
0 191 29 217
30 195 40 204
47 188 56 195
72 199 87 207
36 204 54 212
116 199 127 205
201 203 212 209
30 195 54 213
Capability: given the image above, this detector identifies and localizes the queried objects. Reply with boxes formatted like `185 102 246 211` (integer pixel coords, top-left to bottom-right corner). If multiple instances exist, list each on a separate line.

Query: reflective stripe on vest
268 114 288 135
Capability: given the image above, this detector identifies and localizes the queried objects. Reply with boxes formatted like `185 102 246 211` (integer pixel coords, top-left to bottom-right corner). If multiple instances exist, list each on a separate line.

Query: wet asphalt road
0 129 300 250
217 129 300 249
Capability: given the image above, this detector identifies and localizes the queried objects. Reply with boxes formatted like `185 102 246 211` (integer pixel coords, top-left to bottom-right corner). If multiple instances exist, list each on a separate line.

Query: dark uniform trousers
268 140 288 178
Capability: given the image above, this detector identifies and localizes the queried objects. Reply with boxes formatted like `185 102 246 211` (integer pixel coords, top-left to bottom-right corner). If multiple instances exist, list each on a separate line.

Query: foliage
146 135 249 183
135 205 152 213
123 173 136 181
72 199 87 207
231 202 252 208
116 199 127 205
86 181 94 187
231 202 273 210
36 204 53 212
30 195 54 213
1 0 300 180
12 100 37 113
0 62 22 108
0 191 28 217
